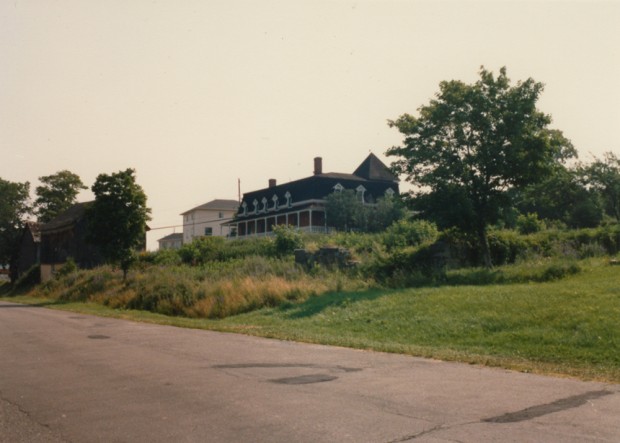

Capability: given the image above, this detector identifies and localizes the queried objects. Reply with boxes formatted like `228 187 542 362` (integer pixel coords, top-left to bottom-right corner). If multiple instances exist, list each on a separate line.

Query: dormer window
241 201 248 216
285 191 292 208
333 183 344 192
253 199 259 214
385 188 395 198
356 185 367 203
272 194 279 211
261 197 268 212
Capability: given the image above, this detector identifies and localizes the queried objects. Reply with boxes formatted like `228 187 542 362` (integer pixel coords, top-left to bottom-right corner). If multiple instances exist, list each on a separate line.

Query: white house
181 199 239 243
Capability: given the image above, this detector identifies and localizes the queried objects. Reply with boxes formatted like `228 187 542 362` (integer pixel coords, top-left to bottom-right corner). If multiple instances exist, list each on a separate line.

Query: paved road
0 300 618 442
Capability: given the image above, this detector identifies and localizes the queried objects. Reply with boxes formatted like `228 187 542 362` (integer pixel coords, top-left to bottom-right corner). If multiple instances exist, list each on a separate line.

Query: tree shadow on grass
276 289 390 319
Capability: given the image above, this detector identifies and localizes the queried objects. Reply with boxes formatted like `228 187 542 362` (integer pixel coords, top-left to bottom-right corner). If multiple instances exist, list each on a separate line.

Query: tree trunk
477 225 493 268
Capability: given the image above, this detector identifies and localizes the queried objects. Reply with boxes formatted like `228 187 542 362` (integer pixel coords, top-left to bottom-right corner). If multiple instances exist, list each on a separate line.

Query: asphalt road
0 300 618 442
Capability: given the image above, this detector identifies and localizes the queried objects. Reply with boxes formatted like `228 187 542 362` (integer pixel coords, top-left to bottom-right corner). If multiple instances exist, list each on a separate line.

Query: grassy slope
216 259 620 381
3 259 619 382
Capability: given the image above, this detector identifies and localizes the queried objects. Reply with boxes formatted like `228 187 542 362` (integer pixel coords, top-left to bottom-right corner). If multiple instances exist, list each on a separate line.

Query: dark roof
237 154 399 218
181 199 239 215
158 233 183 242
353 153 398 182
40 202 93 234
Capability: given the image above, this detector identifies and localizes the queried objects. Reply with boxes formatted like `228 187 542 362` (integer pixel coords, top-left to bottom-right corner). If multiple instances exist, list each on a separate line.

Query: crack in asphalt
212 362 362 384
388 389 616 442
482 389 614 423
0 390 70 442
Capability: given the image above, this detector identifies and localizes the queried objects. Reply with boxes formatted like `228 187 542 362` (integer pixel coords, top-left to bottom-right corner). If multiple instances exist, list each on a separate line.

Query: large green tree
0 178 32 281
324 189 403 232
386 67 575 267
87 169 151 279
35 170 87 223
581 152 620 221
517 166 603 228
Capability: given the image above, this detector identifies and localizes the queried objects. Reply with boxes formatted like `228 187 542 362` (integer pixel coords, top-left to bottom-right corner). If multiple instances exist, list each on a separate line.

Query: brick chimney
268 178 276 188
314 157 323 175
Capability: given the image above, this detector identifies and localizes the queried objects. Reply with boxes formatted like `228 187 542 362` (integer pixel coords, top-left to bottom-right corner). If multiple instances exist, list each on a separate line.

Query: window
272 194 279 211
385 188 395 198
219 212 224 219
204 227 213 236
356 185 367 203
253 199 259 214
285 191 292 208
333 183 344 192
241 202 248 216
261 197 268 212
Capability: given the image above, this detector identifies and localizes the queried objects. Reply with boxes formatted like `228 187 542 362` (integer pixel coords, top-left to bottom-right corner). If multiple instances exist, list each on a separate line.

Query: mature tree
87 169 151 279
518 166 603 228
35 170 87 223
325 189 403 232
580 152 620 221
325 190 360 231
387 67 575 267
0 178 32 281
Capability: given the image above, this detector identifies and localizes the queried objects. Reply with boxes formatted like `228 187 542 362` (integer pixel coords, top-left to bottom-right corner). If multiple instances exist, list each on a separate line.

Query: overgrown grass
27 256 368 318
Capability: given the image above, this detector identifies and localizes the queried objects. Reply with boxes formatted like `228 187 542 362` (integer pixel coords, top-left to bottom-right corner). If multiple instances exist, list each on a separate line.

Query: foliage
34 170 87 223
517 166 603 228
273 225 304 256
386 66 575 267
324 189 360 231
381 219 439 251
87 169 151 279
55 257 78 279
0 178 32 280
325 190 403 233
516 213 545 234
580 152 620 221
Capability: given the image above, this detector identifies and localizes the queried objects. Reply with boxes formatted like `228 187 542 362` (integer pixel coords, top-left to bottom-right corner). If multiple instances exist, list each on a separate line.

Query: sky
1 0 619 250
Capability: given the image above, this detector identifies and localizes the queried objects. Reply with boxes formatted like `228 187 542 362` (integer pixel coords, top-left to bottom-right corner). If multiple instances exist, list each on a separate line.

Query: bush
273 225 304 256
516 213 545 234
381 219 439 251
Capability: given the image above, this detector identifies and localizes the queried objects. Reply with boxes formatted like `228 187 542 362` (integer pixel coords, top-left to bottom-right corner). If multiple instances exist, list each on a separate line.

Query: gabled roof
158 233 183 242
353 153 398 182
181 199 239 215
40 202 93 234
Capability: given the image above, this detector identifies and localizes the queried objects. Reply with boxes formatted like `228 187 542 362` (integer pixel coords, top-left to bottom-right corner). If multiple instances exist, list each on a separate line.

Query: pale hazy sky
1 0 619 250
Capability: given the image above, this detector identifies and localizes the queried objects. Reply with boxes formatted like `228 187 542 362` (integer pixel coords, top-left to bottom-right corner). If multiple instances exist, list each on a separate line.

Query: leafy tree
325 190 403 232
325 190 360 231
517 166 603 228
581 152 620 221
87 169 151 279
386 67 575 267
35 170 87 222
0 178 32 281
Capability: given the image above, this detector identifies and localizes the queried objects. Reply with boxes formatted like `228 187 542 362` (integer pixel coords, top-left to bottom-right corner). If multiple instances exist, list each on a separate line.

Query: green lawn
3 258 619 382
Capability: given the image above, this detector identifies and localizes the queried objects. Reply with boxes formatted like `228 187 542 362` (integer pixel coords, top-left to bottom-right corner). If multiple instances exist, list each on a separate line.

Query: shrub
516 213 545 234
381 219 439 251
273 225 304 256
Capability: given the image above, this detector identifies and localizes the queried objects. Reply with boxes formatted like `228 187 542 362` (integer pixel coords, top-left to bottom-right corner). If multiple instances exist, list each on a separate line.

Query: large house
228 154 399 237
181 199 239 243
